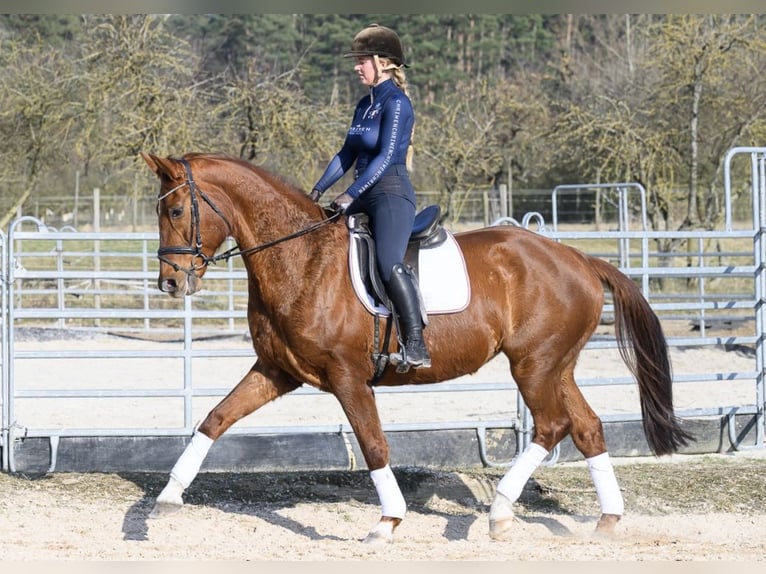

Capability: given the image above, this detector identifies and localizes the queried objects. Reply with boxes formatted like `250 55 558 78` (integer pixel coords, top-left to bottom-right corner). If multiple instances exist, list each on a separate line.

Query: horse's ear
141 152 161 175
141 152 180 180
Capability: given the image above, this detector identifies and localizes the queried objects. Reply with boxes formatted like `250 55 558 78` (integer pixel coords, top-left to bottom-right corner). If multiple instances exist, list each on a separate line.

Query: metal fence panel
2 147 766 472
1 229 8 472
3 218 529 472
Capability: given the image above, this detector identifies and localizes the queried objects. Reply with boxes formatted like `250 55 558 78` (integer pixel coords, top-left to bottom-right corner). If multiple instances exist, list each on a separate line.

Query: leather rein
156 158 341 274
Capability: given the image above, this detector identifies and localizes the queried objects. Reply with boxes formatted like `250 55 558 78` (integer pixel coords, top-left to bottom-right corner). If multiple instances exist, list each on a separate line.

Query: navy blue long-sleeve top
313 78 414 199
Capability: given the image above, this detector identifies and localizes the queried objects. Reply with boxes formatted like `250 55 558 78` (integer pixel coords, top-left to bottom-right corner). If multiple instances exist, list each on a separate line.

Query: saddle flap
348 215 389 306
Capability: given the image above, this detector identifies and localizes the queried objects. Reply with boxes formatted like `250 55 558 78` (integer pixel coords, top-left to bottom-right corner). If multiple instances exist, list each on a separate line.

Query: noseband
156 159 340 276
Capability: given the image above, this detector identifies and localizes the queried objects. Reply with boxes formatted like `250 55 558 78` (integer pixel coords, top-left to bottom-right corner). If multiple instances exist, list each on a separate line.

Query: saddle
347 204 470 379
347 204 446 311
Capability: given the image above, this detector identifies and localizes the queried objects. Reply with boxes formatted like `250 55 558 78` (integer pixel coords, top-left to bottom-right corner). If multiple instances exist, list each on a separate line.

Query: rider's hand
309 188 322 202
331 192 354 213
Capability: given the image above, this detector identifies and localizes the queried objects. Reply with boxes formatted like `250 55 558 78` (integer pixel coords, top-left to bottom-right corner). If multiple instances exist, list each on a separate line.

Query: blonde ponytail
390 66 414 172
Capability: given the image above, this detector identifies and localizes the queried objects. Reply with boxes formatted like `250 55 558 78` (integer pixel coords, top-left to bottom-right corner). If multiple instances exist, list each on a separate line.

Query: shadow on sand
118 468 595 543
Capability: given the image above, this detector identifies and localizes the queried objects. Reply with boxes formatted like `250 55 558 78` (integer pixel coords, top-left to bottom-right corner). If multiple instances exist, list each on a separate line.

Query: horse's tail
589 256 694 456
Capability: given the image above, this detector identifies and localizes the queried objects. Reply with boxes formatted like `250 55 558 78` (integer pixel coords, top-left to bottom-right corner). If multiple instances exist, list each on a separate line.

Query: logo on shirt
367 103 383 120
349 125 371 135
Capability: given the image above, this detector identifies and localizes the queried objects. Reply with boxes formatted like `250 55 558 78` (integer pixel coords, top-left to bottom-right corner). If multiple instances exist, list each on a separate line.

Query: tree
0 38 83 227
79 15 209 169
72 14 224 230
545 15 766 235
214 64 347 190
418 75 549 223
646 14 766 229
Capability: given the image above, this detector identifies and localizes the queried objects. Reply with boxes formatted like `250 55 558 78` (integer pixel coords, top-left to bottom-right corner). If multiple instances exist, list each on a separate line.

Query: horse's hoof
363 530 394 545
148 501 183 519
489 516 517 540
363 519 398 545
488 492 516 540
593 513 621 538
149 477 185 519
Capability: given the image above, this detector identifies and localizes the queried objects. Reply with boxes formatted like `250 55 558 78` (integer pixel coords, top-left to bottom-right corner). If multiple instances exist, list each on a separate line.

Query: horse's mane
180 152 308 197
180 152 250 169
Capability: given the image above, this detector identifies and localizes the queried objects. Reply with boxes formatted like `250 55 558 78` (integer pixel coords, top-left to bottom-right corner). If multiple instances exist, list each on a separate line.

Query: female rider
310 24 430 369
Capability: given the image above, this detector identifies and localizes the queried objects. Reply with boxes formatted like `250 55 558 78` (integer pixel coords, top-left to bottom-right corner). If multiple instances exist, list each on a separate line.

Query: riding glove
331 192 354 213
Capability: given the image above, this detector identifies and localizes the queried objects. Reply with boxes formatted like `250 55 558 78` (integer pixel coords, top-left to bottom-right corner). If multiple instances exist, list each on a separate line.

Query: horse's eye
170 206 183 219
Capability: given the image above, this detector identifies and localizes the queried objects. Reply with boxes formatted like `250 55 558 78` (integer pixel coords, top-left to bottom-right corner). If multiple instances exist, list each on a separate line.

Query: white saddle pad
349 229 471 316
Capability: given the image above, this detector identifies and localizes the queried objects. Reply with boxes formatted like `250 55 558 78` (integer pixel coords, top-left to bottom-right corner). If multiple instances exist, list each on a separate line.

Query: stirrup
390 344 431 372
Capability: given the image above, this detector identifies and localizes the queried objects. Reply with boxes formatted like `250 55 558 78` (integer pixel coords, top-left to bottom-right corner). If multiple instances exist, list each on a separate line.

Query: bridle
156 158 341 276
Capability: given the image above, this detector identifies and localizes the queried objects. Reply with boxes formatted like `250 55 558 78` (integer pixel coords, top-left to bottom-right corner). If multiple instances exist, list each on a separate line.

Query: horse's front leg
332 379 405 545
150 361 299 518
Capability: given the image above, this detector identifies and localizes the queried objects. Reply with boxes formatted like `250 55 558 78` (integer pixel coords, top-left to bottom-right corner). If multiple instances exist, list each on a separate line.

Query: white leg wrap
370 465 407 519
169 431 214 489
587 452 624 515
496 442 549 503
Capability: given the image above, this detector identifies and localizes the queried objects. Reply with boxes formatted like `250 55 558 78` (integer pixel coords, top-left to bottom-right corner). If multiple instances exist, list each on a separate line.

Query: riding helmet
344 24 408 68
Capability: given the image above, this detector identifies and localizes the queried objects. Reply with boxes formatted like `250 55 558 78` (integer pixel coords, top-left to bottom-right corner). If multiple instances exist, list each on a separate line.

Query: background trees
0 35 82 227
1 13 765 232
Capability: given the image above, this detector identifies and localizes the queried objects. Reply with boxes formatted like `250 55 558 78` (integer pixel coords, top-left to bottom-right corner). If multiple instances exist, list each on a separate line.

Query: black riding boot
385 263 431 368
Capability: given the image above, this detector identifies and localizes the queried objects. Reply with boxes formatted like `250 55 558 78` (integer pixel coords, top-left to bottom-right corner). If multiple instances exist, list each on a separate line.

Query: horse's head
142 152 232 297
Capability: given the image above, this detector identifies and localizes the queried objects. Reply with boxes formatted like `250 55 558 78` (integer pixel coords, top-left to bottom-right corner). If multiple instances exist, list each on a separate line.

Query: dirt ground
2 452 766 561
3 325 766 561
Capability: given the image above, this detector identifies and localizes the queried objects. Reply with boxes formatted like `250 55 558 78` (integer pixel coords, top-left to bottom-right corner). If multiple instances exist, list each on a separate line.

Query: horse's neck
208 165 342 300
224 170 322 251
232 196 341 299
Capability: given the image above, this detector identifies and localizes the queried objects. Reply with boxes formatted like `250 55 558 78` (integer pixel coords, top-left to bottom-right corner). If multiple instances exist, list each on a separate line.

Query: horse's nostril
159 278 177 293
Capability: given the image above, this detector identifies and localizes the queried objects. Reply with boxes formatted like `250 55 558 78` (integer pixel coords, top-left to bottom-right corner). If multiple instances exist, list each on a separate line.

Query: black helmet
344 24 408 67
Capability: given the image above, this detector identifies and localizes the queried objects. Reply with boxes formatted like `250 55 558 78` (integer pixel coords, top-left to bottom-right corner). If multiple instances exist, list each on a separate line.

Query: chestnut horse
142 152 691 544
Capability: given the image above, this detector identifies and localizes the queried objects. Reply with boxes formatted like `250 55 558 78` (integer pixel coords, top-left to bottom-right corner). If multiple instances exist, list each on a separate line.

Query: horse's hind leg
561 371 624 535
489 364 625 538
488 362 574 540
150 361 299 518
